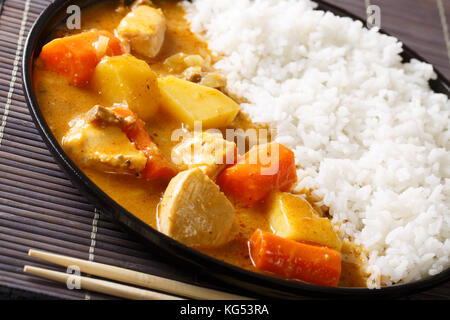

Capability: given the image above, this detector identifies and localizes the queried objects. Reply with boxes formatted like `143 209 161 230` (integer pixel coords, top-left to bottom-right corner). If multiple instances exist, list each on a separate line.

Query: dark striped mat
0 0 449 300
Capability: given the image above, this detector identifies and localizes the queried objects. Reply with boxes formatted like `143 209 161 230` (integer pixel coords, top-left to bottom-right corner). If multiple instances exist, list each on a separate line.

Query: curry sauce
33 0 367 287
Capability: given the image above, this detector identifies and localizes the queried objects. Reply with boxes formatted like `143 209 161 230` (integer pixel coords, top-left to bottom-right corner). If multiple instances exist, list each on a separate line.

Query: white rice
182 0 450 288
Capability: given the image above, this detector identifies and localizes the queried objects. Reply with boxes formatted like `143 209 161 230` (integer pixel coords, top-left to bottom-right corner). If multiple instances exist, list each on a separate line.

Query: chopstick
24 265 182 300
27 249 252 300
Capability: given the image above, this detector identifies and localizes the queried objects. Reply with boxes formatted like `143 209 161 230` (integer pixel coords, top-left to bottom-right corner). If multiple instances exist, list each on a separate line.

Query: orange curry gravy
33 0 367 287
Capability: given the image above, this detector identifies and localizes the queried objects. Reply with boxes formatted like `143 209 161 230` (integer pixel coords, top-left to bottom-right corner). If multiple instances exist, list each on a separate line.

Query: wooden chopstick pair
24 249 252 300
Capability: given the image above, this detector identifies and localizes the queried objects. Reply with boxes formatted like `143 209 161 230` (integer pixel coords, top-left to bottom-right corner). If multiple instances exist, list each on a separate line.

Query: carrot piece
217 142 297 206
249 229 341 287
111 106 177 181
39 30 123 86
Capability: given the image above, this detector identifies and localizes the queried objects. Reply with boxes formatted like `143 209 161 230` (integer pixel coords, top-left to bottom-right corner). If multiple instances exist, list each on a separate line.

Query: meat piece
183 66 203 83
85 105 136 128
158 168 237 248
171 132 236 179
62 117 147 174
85 105 124 127
116 5 166 58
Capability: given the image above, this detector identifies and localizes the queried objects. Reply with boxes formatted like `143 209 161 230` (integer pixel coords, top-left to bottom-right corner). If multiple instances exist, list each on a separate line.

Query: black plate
22 0 450 299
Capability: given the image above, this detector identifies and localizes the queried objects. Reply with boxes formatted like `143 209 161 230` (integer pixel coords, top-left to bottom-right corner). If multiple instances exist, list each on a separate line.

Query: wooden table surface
0 0 449 300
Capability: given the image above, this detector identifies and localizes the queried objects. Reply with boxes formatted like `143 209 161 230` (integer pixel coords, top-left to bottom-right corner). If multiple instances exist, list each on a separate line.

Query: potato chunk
267 192 342 251
158 76 239 128
158 168 237 248
92 55 160 121
116 5 166 58
171 132 236 179
62 118 147 174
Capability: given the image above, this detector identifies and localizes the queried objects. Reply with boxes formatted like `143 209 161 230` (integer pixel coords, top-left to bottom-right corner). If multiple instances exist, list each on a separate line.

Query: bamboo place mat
0 0 449 300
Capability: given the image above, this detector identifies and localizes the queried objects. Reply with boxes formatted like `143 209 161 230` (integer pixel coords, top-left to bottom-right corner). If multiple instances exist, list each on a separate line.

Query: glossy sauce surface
33 0 366 287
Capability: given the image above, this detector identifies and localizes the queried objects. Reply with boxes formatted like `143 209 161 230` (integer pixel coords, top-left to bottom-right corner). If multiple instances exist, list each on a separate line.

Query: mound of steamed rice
182 0 450 288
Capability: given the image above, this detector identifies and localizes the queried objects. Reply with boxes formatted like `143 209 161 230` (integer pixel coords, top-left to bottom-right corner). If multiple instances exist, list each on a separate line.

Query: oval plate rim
22 0 450 299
